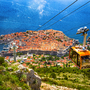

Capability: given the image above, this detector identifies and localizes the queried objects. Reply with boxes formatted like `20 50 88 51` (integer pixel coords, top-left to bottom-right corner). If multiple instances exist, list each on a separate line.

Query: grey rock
11 64 41 90
17 87 22 90
26 69 41 90
27 69 34 76
15 70 22 74
14 70 23 79
7 67 13 71
3 68 6 72
18 64 26 71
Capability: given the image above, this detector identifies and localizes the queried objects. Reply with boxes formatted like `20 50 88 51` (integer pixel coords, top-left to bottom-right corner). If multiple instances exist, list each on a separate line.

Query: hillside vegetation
0 57 30 90
0 56 90 90
33 66 90 90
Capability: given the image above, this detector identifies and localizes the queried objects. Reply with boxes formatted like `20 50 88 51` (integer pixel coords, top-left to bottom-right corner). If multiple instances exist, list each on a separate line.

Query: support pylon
13 43 16 62
83 33 87 47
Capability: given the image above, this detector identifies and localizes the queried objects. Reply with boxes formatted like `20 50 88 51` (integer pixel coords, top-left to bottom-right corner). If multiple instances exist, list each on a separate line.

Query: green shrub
81 68 90 79
26 62 30 66
9 75 19 84
56 38 62 42
16 52 23 55
28 56 30 59
0 57 4 64
0 80 2 85
35 66 90 90
29 65 36 70
6 87 12 90
17 59 21 62
22 84 30 90
74 78 79 82
6 67 8 71
10 79 15 84
33 54 36 57
61 56 64 59
3 75 11 81
50 72 56 78
87 46 90 50
0 66 4 73
26 31 29 33
20 74 27 82
0 86 6 90
2 62 8 67
0 66 4 70
41 56 46 61
63 75 68 80
54 56 59 61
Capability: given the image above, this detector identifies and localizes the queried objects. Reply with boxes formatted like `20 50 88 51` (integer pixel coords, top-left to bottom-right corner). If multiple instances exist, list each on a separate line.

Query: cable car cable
63 22 90 33
43 1 90 30
35 0 78 31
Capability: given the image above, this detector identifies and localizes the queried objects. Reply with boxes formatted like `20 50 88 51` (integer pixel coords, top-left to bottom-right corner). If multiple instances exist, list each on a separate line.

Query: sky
0 0 90 42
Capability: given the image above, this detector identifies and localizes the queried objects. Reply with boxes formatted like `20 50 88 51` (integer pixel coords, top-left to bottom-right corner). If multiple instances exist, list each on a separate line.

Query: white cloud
17 15 20 17
39 25 42 27
37 4 44 11
28 17 30 19
39 9 44 15
28 0 47 16
11 1 14 5
28 6 31 8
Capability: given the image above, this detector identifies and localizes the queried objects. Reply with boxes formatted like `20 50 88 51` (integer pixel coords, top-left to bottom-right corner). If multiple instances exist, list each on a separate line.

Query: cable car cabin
69 46 90 69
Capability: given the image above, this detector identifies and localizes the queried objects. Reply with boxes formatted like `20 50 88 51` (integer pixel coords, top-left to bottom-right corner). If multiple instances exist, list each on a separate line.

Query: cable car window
81 56 90 69
70 48 80 67
77 55 80 67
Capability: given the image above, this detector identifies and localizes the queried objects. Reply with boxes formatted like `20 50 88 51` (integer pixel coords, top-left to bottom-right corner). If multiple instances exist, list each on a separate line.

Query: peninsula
0 29 78 57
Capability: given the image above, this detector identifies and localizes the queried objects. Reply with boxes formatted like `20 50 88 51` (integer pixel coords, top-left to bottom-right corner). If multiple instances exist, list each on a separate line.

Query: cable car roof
71 47 90 56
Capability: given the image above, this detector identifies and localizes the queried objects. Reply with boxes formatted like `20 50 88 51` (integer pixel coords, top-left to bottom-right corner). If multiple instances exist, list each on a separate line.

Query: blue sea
0 44 4 52
0 0 90 51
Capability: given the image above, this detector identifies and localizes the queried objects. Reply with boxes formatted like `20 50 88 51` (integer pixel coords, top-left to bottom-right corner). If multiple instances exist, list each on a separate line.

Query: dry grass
40 82 77 90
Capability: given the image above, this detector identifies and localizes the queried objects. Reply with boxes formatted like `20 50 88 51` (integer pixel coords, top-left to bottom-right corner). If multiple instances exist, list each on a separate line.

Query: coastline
0 43 4 52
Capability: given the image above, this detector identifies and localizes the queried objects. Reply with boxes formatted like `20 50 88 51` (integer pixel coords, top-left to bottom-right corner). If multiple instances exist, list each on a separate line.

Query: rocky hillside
0 57 78 90
0 57 41 90
1 56 90 90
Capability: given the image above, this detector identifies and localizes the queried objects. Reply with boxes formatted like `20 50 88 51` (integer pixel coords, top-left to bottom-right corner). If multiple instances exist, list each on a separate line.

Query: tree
26 31 29 33
55 56 59 60
56 38 62 42
63 63 66 68
87 46 90 50
61 56 64 59
14 33 16 36
0 37 3 39
33 54 36 57
0 57 4 65
44 62 47 68
48 55 53 61
50 72 56 78
41 56 46 61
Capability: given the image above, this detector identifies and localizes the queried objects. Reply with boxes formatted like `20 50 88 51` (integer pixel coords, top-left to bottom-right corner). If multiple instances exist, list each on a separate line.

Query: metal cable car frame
69 27 90 69
69 47 90 69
